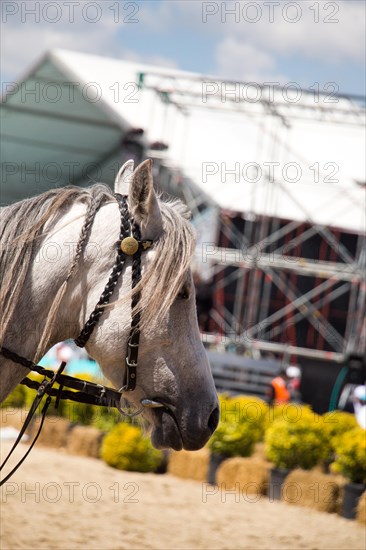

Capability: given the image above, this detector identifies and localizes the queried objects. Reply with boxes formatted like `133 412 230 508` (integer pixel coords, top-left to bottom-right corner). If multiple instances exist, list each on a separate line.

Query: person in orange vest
266 368 291 405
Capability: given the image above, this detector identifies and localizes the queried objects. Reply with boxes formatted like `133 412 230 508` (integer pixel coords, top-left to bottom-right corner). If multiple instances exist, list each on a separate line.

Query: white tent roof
2 49 365 233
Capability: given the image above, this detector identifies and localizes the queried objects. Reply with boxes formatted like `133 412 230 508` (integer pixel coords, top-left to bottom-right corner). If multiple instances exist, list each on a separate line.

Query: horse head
0 159 219 451
76 159 219 450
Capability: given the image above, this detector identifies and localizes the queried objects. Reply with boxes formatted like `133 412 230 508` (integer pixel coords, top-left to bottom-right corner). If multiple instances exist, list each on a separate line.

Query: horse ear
114 159 134 195
129 159 163 239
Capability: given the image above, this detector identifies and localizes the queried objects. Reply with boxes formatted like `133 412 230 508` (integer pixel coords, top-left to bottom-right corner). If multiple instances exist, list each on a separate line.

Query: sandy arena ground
0 441 365 550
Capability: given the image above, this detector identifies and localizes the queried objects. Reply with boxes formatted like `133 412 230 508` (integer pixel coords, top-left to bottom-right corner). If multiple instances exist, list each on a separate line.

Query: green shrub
1 384 27 408
208 419 258 458
331 427 366 484
60 401 95 425
265 408 330 470
101 422 163 472
208 393 267 458
92 406 126 431
223 395 268 440
322 411 358 447
266 402 313 427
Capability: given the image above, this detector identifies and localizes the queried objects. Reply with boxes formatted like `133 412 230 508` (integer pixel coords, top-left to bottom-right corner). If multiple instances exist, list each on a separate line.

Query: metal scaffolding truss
202 218 366 361
138 71 366 127
141 71 366 362
2 49 363 365
210 226 365 356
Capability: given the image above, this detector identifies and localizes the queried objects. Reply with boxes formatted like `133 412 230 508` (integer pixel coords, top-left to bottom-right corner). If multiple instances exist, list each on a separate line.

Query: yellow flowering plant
224 394 269 440
265 409 330 470
208 394 268 457
331 427 366 484
266 402 313 427
101 422 163 473
0 384 27 409
208 419 258 457
322 410 358 447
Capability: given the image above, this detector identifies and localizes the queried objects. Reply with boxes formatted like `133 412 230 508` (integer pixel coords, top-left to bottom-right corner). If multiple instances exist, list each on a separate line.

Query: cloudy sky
1 0 365 94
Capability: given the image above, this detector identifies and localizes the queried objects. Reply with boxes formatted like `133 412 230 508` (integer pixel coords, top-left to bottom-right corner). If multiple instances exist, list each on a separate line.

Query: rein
0 193 162 486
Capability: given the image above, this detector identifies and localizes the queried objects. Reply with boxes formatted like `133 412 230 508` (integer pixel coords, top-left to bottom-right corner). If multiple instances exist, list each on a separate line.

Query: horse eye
177 287 189 300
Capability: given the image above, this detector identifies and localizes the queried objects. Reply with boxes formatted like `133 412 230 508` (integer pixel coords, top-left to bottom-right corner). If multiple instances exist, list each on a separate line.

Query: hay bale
253 442 266 460
168 448 210 481
30 415 71 448
356 491 366 525
216 457 270 496
66 426 104 458
282 469 341 513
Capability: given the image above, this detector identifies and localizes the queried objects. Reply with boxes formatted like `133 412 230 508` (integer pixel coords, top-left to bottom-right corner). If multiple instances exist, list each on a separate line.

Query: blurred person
55 341 74 364
286 365 302 403
266 367 291 405
352 384 366 429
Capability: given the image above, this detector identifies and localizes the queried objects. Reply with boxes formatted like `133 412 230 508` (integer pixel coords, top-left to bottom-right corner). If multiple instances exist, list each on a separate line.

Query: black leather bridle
0 193 163 486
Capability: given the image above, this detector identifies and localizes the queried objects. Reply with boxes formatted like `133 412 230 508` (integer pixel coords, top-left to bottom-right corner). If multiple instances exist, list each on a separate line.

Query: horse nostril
208 405 220 435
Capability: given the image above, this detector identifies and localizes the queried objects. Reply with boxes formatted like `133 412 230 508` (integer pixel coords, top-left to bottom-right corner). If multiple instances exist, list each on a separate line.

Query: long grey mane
0 184 195 354
0 185 114 353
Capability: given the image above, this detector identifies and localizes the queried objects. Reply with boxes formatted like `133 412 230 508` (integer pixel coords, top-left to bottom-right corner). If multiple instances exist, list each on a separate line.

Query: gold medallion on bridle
121 236 139 255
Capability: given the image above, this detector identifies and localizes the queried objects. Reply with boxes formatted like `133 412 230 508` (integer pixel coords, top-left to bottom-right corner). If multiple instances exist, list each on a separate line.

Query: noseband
0 193 163 485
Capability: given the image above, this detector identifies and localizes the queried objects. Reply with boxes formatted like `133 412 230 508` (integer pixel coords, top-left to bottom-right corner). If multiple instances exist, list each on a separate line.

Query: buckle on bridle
37 361 66 398
120 237 153 256
98 386 106 405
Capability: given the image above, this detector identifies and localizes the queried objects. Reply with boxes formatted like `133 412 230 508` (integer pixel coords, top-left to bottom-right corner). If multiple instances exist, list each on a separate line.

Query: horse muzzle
147 398 220 452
